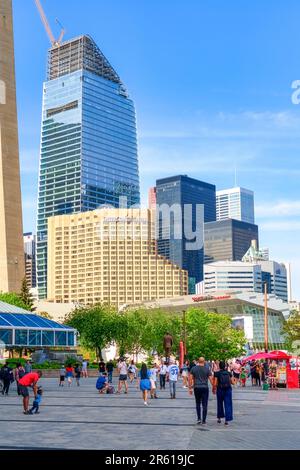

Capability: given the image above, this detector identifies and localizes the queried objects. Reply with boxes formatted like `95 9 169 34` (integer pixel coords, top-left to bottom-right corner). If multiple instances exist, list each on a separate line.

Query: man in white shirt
117 358 128 394
167 360 179 399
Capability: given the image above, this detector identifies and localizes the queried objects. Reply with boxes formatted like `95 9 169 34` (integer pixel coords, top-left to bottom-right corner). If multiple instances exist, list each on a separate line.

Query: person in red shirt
18 371 43 415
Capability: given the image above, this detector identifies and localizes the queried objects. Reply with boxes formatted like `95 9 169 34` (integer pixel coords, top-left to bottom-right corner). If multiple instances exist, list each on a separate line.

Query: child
240 367 247 387
74 364 82 387
66 365 74 387
59 365 66 387
29 387 43 415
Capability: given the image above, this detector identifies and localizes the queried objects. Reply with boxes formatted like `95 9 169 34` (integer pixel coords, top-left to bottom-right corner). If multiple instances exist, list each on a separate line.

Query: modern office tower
148 187 157 210
204 219 259 264
47 208 188 308
260 260 288 302
0 0 25 293
216 187 255 224
204 261 263 295
156 175 216 292
36 35 140 299
24 233 37 289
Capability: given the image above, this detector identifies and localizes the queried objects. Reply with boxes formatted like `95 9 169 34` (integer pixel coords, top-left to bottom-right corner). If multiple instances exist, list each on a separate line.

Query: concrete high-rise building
36 35 140 299
216 187 255 224
0 0 24 293
47 208 188 308
24 233 36 289
204 261 263 295
204 219 259 264
148 187 157 210
156 175 216 293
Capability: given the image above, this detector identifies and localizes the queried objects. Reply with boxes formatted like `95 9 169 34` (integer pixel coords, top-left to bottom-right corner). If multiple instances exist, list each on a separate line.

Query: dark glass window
0 330 12 345
42 330 55 346
15 330 28 346
55 331 67 346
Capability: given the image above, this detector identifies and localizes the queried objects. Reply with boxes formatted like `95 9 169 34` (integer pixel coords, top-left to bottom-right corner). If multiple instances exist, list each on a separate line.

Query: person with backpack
213 360 235 426
0 363 14 396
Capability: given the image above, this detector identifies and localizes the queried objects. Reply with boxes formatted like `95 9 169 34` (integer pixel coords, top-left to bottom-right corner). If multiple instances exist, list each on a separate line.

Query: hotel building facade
47 209 188 308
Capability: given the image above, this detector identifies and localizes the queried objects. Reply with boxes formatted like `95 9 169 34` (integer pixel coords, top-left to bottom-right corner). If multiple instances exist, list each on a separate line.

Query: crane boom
34 0 65 47
34 0 55 45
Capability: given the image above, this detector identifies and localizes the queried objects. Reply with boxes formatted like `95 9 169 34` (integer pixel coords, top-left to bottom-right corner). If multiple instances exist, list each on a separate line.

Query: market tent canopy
242 352 278 363
269 350 291 359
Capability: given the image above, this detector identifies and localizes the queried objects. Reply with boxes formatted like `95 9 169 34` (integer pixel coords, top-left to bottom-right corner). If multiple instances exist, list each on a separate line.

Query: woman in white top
128 360 137 383
159 361 168 390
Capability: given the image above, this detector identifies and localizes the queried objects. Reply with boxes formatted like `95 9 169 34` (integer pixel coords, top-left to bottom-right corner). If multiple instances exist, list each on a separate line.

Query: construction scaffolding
48 35 124 88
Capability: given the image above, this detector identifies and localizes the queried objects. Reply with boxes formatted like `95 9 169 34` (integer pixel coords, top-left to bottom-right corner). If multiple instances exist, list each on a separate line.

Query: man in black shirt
106 360 114 384
189 357 214 425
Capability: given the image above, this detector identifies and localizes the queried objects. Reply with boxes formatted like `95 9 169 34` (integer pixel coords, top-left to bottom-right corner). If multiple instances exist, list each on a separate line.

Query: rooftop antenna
34 0 65 47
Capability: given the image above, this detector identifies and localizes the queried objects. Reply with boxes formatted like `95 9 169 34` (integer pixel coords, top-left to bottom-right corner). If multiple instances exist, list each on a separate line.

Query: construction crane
34 0 65 47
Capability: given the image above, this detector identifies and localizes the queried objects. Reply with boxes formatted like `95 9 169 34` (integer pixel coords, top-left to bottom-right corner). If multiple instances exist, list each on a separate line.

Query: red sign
192 295 231 302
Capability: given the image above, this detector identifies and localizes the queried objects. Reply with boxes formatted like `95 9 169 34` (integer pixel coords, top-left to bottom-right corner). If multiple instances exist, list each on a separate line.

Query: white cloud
256 201 300 218
259 220 300 232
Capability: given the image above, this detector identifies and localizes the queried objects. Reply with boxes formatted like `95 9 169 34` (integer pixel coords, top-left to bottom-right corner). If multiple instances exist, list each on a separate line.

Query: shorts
119 374 127 381
233 372 240 379
19 385 29 398
181 371 188 377
60 376 65 381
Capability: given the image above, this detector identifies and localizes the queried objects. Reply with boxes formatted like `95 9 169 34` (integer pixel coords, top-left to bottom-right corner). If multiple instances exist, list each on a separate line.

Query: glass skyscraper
216 187 255 224
37 36 140 299
156 175 216 292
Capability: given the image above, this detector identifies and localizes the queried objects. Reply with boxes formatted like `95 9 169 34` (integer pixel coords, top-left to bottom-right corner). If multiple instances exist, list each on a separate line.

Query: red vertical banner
179 341 184 370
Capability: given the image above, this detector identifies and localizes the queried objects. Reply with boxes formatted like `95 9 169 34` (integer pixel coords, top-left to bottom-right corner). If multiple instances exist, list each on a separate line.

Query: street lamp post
264 282 268 353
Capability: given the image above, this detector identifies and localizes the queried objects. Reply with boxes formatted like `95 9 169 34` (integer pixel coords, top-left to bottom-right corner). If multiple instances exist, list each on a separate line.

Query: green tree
282 310 300 352
19 277 34 311
186 308 246 361
65 303 119 360
0 292 28 311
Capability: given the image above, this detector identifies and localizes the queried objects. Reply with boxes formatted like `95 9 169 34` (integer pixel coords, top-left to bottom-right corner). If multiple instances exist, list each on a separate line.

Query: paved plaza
1 378 300 450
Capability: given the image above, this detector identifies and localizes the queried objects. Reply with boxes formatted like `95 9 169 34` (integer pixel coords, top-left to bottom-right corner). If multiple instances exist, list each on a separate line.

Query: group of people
0 361 43 415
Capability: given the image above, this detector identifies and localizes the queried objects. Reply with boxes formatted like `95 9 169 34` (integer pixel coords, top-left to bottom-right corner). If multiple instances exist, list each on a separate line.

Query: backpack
106 385 115 394
218 371 231 389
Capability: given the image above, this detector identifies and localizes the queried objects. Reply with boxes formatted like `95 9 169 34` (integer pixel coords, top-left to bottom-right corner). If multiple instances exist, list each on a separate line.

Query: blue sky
14 0 300 298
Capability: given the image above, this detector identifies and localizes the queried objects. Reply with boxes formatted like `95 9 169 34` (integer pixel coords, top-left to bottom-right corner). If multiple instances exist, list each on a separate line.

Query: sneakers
217 419 221 424
225 422 229 426
197 420 202 424
144 401 149 406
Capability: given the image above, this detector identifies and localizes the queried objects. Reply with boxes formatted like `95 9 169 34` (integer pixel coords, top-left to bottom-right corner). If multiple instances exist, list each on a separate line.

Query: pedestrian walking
24 360 32 375
66 365 74 387
74 364 82 386
189 357 214 425
159 361 167 390
213 360 235 426
138 363 151 406
82 360 88 378
149 364 159 399
106 360 114 384
240 367 247 387
167 360 179 399
98 360 106 375
0 363 14 396
117 358 128 394
18 370 43 415
29 387 43 415
181 360 190 388
15 363 26 396
128 361 137 383
232 360 242 386
59 365 66 387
